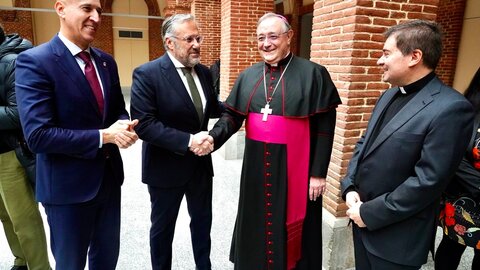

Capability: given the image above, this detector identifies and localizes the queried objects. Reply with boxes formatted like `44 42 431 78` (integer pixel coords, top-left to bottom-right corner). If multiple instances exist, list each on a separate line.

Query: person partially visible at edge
195 12 341 270
15 0 139 269
435 67 480 270
341 20 474 270
209 59 220 97
0 23 51 270
130 14 224 270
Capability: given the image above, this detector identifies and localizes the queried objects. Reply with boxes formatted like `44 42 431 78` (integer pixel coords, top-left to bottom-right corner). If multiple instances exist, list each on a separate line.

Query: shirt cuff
188 134 193 148
99 130 103 148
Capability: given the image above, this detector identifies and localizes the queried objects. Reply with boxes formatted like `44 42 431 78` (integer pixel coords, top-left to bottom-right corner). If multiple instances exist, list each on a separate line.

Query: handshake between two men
190 131 214 156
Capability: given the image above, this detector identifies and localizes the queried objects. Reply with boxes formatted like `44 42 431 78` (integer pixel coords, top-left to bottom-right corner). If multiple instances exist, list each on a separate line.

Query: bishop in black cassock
208 13 341 270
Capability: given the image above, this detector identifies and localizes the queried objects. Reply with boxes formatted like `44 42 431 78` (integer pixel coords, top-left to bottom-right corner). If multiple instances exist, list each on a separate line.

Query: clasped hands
190 132 214 156
102 119 139 149
345 191 366 227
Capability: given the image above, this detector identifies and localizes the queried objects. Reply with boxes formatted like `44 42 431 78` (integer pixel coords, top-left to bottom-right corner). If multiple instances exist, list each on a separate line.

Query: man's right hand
190 132 214 156
102 119 139 148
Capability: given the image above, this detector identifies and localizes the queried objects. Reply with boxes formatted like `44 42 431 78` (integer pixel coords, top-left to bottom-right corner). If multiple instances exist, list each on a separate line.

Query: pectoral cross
261 103 272 121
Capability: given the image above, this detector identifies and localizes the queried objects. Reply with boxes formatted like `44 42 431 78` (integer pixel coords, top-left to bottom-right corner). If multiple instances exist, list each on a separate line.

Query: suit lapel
51 36 102 117
360 87 398 158
363 79 439 158
160 56 202 124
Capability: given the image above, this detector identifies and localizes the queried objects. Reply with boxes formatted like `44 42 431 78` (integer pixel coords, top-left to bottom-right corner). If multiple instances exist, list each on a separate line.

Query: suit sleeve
130 66 191 154
340 90 390 200
341 135 365 199
360 99 474 230
15 51 100 159
209 106 245 150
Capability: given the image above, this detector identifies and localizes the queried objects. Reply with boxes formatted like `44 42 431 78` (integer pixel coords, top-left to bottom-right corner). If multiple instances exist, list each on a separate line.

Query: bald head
54 0 102 49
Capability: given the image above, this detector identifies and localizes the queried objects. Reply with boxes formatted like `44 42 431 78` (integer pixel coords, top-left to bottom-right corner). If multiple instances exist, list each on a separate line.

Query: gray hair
257 12 291 32
162 14 196 50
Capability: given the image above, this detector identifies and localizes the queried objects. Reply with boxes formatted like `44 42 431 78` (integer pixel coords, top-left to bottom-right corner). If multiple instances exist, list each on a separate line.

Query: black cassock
210 54 340 270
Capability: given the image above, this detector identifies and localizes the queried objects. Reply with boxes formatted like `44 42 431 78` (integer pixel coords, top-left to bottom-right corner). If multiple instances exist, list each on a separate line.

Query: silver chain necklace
260 56 293 121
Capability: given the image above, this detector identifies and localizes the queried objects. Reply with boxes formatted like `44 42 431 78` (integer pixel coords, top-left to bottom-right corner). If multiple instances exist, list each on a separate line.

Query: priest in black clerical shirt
341 20 474 270
205 12 341 270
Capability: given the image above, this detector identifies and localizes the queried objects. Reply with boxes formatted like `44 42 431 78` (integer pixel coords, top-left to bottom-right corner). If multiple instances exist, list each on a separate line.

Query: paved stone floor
0 117 474 269
0 141 241 270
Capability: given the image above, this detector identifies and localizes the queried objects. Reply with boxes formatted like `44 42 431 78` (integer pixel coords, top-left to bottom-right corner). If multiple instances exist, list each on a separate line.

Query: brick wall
164 0 191 17
1 0 34 42
148 18 164 60
145 0 163 60
192 0 221 67
93 3 114 56
436 0 467 87
219 0 274 101
311 0 440 217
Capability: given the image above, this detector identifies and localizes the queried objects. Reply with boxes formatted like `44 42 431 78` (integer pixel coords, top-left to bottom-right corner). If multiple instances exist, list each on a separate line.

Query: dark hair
384 20 442 70
0 24 5 44
464 67 480 112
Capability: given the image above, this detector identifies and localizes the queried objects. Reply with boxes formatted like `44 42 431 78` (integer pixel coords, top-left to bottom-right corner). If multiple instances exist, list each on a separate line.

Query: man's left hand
346 202 366 227
309 176 326 201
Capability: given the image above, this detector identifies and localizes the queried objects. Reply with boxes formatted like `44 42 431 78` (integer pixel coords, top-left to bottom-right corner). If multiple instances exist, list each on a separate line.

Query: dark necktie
77 51 104 115
181 67 203 121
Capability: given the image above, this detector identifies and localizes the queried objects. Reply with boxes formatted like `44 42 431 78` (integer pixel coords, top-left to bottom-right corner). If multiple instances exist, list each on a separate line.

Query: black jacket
0 34 32 151
0 34 34 182
445 113 480 199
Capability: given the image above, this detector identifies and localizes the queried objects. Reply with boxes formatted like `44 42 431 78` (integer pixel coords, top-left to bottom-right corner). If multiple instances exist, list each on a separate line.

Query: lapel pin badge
103 62 107 67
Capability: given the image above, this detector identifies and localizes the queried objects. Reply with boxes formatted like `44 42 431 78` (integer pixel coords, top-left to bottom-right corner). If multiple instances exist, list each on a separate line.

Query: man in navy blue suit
130 14 224 270
15 0 138 269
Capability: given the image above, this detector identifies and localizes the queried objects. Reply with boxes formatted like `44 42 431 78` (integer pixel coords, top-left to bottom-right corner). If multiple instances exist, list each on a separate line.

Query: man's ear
165 37 175 51
409 49 423 67
286 29 294 45
55 1 66 18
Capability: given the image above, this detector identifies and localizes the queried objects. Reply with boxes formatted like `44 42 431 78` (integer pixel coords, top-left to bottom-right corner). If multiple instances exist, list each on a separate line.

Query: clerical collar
265 52 293 68
399 72 435 95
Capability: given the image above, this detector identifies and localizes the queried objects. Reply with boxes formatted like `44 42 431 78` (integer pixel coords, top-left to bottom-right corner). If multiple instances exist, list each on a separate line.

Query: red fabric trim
246 113 310 269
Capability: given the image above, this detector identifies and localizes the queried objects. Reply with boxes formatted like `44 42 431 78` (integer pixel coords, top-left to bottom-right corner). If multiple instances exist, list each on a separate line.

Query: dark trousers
44 164 121 270
352 224 420 270
435 234 480 270
148 170 212 270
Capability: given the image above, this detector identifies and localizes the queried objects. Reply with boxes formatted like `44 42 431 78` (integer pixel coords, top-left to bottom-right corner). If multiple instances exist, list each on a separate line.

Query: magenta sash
246 113 310 269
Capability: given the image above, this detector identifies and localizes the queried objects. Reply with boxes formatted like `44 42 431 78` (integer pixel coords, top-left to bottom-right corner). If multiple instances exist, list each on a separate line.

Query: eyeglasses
257 32 288 43
171 35 204 44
